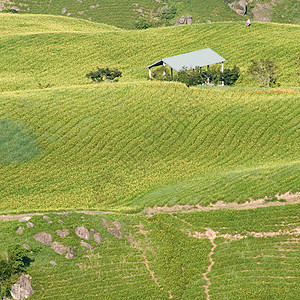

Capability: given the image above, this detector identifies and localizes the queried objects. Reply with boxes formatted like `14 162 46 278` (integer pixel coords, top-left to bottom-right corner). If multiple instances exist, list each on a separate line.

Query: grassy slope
0 15 299 213
0 14 299 93
0 204 299 299
0 83 299 212
4 0 242 29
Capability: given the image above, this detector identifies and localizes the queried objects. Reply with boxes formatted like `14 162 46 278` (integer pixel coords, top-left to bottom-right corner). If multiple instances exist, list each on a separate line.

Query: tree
152 66 172 81
248 58 279 87
222 65 240 86
86 67 122 83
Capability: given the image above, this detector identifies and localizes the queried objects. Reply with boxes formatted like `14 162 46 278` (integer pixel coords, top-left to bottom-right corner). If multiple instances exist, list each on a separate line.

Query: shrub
0 245 31 298
177 67 206 87
177 65 240 87
222 65 240 86
152 66 172 81
86 67 122 83
248 58 279 87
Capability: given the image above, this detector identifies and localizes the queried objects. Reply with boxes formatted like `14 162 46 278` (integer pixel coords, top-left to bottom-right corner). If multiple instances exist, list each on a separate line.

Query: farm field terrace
0 14 299 92
0 204 299 299
0 83 299 212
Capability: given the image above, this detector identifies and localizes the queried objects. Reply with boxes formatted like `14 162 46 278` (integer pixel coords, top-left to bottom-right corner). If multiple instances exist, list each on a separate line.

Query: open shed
145 48 226 83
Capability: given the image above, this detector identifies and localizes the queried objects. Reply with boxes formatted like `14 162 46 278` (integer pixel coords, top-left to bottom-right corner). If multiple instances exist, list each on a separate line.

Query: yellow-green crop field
0 14 299 299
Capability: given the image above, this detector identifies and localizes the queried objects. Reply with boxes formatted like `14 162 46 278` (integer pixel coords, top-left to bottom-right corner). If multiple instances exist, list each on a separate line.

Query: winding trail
202 229 217 300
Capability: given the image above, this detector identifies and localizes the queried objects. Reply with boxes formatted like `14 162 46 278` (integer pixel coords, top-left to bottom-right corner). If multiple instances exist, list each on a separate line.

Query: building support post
171 68 173 80
163 63 166 80
221 62 224 86
149 68 151 80
207 65 209 83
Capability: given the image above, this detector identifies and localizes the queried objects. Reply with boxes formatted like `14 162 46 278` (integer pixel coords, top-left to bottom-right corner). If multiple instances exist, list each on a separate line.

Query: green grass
0 204 299 299
0 83 299 212
2 0 298 29
0 15 299 92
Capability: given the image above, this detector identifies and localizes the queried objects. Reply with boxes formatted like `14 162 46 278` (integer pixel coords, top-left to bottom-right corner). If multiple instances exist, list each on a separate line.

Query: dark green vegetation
0 204 299 299
86 67 122 83
177 65 240 86
0 245 31 298
0 120 41 165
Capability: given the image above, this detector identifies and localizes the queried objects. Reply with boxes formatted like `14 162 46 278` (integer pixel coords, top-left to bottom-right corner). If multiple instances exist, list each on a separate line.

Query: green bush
152 66 172 81
86 67 122 83
177 65 240 87
0 245 31 298
248 58 279 87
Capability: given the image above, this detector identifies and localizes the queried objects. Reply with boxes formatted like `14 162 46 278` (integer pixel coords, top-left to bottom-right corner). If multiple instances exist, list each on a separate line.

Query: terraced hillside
0 204 299 299
1 14 299 93
0 13 299 300
0 14 299 213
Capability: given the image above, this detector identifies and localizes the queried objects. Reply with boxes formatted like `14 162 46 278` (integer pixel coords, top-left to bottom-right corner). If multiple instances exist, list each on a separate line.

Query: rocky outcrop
34 232 52 245
228 0 248 16
10 275 34 299
175 15 192 26
75 226 90 240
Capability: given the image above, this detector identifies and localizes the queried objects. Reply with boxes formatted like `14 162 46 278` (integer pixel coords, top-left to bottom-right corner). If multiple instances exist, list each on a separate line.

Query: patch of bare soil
202 229 217 300
143 192 300 217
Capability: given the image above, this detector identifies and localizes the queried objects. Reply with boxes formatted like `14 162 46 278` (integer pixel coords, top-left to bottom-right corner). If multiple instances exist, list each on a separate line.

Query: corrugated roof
145 48 226 72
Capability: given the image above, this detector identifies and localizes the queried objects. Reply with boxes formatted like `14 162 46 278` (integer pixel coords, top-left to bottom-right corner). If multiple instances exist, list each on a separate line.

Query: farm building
145 48 226 83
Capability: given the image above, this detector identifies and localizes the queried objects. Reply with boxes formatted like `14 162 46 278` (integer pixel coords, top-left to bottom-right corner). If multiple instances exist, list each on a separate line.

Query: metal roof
145 48 226 72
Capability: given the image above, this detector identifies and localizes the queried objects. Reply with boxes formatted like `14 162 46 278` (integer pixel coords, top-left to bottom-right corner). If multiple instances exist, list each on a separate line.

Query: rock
65 246 74 259
16 227 23 235
48 221 53 224
179 16 186 24
75 226 90 240
90 228 96 234
186 15 193 25
228 0 247 16
58 219 63 224
61 8 67 14
61 211 68 216
10 274 34 299
11 6 20 12
50 261 57 266
102 219 109 227
18 216 31 222
26 222 34 228
94 233 102 243
207 20 212 24
43 216 50 220
67 13 71 17
80 240 93 252
23 244 30 250
34 232 52 245
51 241 68 255
112 221 122 230
107 228 122 239
56 229 70 238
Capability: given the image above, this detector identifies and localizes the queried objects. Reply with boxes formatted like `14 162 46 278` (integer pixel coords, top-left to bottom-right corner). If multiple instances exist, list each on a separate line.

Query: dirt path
0 192 299 221
202 229 217 300
144 192 300 217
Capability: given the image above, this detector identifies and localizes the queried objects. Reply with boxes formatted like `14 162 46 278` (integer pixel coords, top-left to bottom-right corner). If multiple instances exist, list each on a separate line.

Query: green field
1 0 298 29
0 14 299 299
0 204 299 299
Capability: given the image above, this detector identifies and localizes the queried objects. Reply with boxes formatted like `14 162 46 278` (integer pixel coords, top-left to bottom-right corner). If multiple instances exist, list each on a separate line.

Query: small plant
86 67 122 83
249 58 279 87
